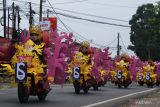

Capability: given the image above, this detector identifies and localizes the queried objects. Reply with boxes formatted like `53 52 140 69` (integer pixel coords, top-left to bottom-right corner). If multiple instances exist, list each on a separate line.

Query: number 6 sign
73 67 80 80
15 62 27 82
146 72 150 80
117 70 122 79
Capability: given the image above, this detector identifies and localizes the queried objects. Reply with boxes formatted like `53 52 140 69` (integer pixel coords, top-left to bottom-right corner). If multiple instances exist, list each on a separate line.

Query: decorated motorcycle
90 48 111 90
136 68 144 86
143 64 157 88
155 63 160 86
98 68 108 87
1 26 52 103
69 52 93 94
110 69 117 85
2 39 50 103
114 60 131 88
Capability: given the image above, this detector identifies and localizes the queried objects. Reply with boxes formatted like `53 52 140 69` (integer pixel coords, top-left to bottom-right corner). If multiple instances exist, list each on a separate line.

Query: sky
0 0 159 57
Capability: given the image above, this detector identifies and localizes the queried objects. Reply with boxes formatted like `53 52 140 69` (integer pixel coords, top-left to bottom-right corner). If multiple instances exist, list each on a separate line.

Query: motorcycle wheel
93 84 98 90
83 88 88 93
156 81 160 86
18 83 29 103
101 83 105 87
146 82 150 88
115 81 117 86
124 82 128 88
38 93 47 101
117 79 121 88
118 84 121 88
73 81 80 94
150 82 154 88
139 83 144 86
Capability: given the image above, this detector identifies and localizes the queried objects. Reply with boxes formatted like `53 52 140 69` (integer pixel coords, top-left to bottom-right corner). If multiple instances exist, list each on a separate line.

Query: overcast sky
1 0 159 56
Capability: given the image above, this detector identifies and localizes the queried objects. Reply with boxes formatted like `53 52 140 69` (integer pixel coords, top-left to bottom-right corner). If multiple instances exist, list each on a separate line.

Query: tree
128 3 160 61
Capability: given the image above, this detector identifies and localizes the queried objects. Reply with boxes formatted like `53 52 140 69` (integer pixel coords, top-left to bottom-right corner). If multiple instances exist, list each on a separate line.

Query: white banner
39 21 50 31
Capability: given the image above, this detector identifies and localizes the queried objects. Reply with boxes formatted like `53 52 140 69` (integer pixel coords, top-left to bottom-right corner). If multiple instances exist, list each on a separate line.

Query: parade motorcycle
143 64 157 88
97 69 107 87
88 67 107 90
136 69 144 86
114 60 131 88
69 52 93 94
2 40 50 103
110 70 117 85
155 65 160 86
156 77 160 86
156 72 160 86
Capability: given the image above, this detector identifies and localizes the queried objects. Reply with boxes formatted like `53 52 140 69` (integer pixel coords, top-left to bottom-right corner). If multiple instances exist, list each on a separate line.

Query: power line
57 26 69 33
86 1 136 9
52 11 130 27
57 26 88 44
38 9 130 27
0 28 3 32
62 23 106 47
57 18 106 47
46 0 105 47
13 0 117 48
13 0 88 5
52 8 128 23
48 5 121 47
119 35 129 54
13 1 88 45
52 0 89 5
46 0 70 32
13 0 89 5
46 0 91 45
105 37 117 47
12 0 129 23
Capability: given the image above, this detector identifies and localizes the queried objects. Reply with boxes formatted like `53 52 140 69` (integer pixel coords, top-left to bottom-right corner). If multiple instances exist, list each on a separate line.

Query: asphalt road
0 82 158 107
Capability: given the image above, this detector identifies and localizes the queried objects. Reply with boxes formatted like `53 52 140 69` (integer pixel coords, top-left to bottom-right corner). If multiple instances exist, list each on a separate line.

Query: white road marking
82 88 157 107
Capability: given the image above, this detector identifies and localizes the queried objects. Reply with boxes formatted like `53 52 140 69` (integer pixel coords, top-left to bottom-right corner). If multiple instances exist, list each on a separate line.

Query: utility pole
7 7 9 38
29 2 32 28
117 32 120 56
29 2 35 28
17 6 20 32
3 0 6 38
12 2 15 39
39 0 43 21
47 9 49 18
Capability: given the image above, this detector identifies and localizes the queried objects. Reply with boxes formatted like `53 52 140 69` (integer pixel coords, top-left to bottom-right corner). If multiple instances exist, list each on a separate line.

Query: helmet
148 59 154 66
29 25 43 40
81 41 90 48
121 53 127 58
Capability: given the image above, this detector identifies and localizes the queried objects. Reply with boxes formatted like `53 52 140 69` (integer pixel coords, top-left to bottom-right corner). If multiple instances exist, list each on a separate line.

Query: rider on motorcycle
119 54 132 84
143 59 157 87
147 59 156 72
29 25 50 92
79 41 93 64
78 41 93 79
145 59 157 79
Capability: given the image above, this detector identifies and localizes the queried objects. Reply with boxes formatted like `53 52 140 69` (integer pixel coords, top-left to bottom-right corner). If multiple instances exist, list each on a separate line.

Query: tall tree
128 3 160 61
